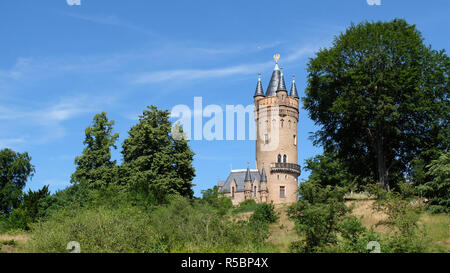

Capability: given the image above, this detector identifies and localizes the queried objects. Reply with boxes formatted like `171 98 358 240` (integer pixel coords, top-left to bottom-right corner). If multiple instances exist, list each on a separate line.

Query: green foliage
373 193 428 252
233 199 259 214
303 151 360 189
201 186 232 215
0 149 35 215
28 195 275 253
417 152 450 213
71 112 119 189
288 182 351 252
122 106 195 204
250 203 278 224
303 19 450 190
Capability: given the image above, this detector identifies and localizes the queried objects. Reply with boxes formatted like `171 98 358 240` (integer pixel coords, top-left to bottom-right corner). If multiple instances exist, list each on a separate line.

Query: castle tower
254 54 301 204
244 165 253 200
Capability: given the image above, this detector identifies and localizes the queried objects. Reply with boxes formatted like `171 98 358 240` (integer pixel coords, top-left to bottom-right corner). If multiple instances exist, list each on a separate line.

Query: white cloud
132 44 320 85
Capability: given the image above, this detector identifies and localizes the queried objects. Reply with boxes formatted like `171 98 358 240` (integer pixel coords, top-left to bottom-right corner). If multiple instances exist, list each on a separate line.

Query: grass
0 232 30 253
0 200 448 253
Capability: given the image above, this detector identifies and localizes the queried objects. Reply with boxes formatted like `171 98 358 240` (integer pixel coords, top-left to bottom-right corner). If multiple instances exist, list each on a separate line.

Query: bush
250 203 278 224
27 195 275 253
233 199 258 214
288 182 351 253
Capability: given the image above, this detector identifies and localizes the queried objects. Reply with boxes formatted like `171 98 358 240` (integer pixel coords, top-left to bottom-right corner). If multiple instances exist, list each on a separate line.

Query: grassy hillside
1 200 448 253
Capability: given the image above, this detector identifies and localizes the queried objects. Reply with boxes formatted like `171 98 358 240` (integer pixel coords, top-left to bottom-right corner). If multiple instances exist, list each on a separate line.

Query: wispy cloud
132 44 319 85
0 95 115 148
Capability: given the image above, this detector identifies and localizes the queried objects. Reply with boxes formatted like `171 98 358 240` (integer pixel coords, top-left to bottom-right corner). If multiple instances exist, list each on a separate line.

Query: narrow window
264 134 269 144
277 154 281 163
283 155 287 163
294 135 297 146
254 186 257 198
232 187 235 199
280 186 286 198
280 119 284 128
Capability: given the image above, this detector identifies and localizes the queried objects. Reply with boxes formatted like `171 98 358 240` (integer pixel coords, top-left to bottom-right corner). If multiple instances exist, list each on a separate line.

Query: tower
253 54 301 204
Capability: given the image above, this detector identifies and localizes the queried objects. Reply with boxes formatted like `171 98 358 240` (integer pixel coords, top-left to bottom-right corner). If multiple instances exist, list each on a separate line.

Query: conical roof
290 74 299 98
260 167 267 182
253 72 265 97
265 63 281 97
277 68 287 92
244 166 252 182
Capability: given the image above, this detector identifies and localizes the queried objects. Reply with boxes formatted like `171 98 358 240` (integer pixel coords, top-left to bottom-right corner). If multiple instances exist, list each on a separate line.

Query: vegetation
0 19 448 253
303 19 449 191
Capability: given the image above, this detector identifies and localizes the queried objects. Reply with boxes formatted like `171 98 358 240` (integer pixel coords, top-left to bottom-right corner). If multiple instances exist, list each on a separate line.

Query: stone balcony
270 162 301 176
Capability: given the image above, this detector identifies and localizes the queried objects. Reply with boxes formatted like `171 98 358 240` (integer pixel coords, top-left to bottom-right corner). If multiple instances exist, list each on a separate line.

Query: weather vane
273 53 280 64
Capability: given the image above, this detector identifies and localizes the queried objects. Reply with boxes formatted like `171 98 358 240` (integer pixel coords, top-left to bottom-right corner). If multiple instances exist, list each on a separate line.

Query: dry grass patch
0 233 30 253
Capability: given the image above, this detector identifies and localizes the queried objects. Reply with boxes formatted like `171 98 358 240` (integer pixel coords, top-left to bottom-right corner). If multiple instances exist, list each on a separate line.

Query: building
218 54 301 205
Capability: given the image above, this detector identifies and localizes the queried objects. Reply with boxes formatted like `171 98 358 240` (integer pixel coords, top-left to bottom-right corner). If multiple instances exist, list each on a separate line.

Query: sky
1 0 449 196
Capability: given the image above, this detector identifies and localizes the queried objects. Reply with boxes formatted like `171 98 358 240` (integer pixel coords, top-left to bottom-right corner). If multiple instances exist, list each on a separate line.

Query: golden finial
273 53 280 64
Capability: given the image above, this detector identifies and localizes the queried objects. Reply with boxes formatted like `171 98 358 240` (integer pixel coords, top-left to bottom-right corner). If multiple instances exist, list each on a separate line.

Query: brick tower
253 54 301 204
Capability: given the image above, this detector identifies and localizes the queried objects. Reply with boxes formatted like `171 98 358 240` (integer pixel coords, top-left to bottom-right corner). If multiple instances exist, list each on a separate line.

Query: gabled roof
219 169 261 193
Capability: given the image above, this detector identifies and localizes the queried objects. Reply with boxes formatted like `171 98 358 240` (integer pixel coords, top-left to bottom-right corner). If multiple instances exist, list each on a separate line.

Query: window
294 135 297 146
254 186 257 198
277 154 281 163
280 186 286 198
264 134 269 144
280 119 284 128
288 120 291 128
277 175 280 180
283 155 287 163
232 187 235 199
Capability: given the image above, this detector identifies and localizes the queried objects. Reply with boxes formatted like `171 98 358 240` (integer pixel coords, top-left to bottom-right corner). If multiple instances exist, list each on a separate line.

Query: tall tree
0 149 35 214
304 19 449 190
71 112 119 189
122 106 195 203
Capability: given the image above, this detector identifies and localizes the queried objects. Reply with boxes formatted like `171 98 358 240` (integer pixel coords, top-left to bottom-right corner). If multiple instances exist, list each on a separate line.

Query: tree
417 152 450 213
122 106 195 204
0 149 35 214
288 182 351 252
71 112 119 189
303 151 362 189
304 19 449 190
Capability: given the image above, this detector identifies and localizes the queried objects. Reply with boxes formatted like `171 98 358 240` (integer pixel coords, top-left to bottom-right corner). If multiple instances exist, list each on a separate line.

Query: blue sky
1 0 449 196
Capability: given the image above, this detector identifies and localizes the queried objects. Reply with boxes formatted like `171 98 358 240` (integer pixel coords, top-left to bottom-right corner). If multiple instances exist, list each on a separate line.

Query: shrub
250 203 278 224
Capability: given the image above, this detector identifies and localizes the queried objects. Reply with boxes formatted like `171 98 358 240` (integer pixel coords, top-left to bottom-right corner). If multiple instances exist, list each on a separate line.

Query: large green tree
71 112 119 189
304 19 449 190
0 149 35 214
122 106 195 203
417 152 450 213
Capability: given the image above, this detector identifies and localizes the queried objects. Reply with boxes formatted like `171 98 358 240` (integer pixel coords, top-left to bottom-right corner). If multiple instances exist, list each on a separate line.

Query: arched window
277 154 281 163
254 186 257 198
283 155 287 163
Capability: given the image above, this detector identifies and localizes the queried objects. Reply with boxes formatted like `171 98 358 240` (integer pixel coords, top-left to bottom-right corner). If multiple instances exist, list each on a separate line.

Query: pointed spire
265 55 282 96
253 72 265 97
290 74 299 98
260 166 267 182
277 67 287 92
244 162 252 182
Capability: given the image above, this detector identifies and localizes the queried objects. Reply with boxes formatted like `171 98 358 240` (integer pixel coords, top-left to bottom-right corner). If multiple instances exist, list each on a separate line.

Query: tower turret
290 74 299 98
254 54 300 204
244 164 253 200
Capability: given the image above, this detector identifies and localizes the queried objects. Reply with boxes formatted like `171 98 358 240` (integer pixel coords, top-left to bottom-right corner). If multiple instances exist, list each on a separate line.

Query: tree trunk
376 137 390 191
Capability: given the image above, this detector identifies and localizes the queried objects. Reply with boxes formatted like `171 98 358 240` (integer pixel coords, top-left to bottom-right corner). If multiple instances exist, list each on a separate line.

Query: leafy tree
21 185 52 223
0 149 35 214
288 182 351 252
201 186 232 215
122 106 195 204
303 19 449 190
71 112 119 189
417 152 450 213
303 151 361 189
